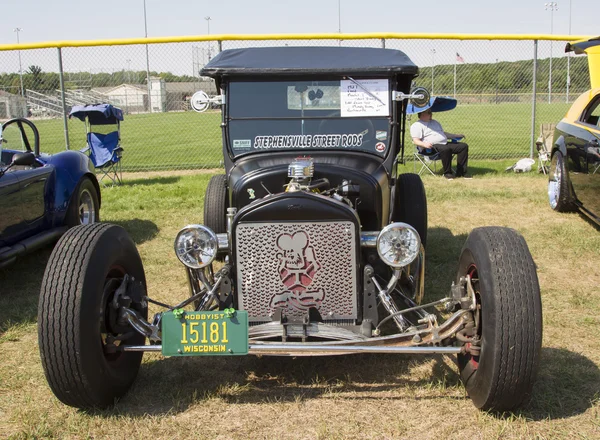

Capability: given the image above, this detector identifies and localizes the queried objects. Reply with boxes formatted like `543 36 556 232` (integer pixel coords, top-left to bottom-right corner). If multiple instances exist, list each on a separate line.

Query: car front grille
235 221 358 323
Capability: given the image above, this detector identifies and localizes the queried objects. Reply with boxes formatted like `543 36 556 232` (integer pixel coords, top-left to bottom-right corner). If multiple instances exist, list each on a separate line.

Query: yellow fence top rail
0 32 595 51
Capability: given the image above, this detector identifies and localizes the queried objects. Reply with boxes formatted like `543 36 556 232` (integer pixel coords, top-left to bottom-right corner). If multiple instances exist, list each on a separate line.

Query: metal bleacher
25 89 110 117
25 90 63 116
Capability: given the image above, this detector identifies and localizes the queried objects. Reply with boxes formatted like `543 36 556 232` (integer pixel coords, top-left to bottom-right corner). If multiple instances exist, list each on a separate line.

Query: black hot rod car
38 47 542 412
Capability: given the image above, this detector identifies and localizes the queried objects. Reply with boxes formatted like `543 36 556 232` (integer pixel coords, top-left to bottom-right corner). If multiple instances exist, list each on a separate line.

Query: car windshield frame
580 93 600 129
225 78 396 160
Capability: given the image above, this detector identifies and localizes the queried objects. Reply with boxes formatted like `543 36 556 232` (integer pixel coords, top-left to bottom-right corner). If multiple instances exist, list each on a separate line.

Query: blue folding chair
412 137 465 177
407 96 458 177
413 146 442 176
69 104 124 186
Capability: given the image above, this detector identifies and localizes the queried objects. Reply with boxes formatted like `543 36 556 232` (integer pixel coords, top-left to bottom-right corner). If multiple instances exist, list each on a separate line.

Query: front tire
548 151 576 212
38 223 147 409
457 227 542 411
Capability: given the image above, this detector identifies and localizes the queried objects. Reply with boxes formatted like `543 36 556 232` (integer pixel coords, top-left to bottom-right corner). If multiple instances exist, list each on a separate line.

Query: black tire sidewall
66 177 100 227
549 151 575 212
392 173 427 247
204 174 228 234
456 238 497 408
79 226 147 401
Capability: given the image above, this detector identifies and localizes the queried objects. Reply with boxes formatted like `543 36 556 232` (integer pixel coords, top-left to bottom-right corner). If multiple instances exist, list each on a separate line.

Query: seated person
410 109 470 179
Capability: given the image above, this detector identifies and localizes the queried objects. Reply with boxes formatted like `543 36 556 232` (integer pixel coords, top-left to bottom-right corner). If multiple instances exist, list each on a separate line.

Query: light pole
143 0 152 112
545 2 558 104
205 16 212 61
566 0 572 103
495 59 499 104
13 28 24 97
338 0 342 46
431 49 436 94
126 59 131 84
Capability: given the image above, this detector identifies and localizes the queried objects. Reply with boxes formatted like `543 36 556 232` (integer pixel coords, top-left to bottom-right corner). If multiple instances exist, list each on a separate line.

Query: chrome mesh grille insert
235 221 357 322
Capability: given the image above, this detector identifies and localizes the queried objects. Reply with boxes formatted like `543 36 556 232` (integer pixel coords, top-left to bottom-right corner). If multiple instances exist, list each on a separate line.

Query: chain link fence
0 35 591 171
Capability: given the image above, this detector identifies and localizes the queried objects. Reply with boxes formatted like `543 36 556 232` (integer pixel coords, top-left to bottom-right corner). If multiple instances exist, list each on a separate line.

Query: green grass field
3 102 571 172
1 166 599 439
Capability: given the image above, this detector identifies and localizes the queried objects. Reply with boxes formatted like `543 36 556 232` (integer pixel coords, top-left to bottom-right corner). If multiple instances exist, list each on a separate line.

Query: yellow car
549 37 600 225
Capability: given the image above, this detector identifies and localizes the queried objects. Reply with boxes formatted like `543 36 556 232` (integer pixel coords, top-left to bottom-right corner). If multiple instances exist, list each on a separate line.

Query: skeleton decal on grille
236 221 357 322
270 231 325 311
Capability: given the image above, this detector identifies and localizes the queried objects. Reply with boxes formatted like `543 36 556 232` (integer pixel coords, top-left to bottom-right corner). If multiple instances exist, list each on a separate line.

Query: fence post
218 40 222 53
381 38 385 49
57 48 70 150
530 40 538 159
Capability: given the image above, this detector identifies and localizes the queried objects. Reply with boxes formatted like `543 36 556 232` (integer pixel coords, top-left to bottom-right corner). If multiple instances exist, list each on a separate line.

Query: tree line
0 56 591 95
0 67 198 93
413 56 590 95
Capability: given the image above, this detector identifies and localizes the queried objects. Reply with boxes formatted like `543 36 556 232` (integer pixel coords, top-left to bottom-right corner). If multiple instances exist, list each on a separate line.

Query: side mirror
190 90 224 113
12 151 36 166
409 87 431 108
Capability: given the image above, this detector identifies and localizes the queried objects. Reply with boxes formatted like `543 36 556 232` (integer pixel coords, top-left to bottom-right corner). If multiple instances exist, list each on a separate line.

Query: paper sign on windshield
340 79 389 117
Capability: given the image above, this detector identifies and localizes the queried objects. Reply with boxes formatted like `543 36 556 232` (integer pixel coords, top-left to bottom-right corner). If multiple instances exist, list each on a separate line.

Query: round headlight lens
376 223 421 268
174 225 218 269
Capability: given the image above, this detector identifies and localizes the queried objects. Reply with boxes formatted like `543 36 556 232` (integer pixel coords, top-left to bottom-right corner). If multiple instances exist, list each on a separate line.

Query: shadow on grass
467 165 499 176
578 210 600 232
424 227 468 300
105 347 599 420
514 347 600 421
399 164 497 177
110 219 159 244
121 176 181 187
99 353 463 417
0 247 52 336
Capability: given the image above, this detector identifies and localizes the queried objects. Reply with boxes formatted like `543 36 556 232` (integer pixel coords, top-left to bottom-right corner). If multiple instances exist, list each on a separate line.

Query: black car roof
201 46 419 78
565 36 600 54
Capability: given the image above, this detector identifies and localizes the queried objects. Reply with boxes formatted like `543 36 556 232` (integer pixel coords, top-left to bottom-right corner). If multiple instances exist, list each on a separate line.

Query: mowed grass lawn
1 163 599 439
10 101 571 171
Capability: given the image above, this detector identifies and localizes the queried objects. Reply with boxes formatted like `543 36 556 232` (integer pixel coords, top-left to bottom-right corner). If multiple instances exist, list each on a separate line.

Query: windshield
227 79 392 158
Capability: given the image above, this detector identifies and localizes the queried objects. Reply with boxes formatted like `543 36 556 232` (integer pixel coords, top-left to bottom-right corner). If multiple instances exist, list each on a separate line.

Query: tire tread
461 227 542 411
38 223 117 408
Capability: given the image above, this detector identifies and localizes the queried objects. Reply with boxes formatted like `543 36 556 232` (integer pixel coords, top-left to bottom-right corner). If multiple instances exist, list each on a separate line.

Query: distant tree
27 65 43 76
25 65 45 91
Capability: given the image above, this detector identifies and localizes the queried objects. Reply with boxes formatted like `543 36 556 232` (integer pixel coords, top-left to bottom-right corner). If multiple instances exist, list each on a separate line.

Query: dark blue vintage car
0 118 101 267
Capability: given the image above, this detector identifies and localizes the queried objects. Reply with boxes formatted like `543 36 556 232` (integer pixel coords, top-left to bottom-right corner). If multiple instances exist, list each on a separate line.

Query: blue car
0 118 101 267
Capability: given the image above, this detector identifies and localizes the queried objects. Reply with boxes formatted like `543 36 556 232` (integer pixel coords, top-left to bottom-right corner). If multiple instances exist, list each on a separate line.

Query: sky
1 0 599 77
2 0 598 43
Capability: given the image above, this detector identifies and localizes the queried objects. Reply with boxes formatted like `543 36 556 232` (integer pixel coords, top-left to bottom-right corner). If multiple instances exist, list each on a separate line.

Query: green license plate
161 310 248 356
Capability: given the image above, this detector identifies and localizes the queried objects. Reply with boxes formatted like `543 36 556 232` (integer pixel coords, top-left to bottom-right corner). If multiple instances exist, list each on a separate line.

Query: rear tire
204 174 228 262
548 151 576 212
38 223 147 409
456 227 542 411
204 174 228 233
392 173 427 247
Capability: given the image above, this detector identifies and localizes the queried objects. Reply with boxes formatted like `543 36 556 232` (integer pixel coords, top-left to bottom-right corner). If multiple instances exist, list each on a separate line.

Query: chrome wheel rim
548 155 561 210
78 189 95 224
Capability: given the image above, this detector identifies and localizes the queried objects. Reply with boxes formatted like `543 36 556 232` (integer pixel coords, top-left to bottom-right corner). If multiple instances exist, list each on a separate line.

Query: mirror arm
392 91 425 101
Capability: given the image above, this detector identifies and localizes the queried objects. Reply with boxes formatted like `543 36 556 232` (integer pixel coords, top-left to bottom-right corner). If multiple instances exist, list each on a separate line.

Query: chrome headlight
376 222 421 268
174 225 218 269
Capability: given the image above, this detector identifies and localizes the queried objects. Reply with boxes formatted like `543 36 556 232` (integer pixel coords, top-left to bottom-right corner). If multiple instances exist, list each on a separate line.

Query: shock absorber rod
370 273 410 332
